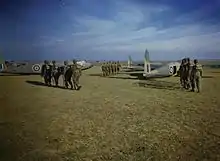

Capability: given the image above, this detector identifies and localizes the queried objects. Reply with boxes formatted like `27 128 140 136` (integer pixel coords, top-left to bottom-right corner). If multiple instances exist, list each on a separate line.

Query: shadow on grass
0 72 40 76
202 76 214 78
26 80 73 90
135 79 181 91
0 74 32 77
88 73 150 80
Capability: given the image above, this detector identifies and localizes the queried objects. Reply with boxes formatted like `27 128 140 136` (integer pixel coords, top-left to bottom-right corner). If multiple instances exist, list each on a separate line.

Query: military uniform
41 60 52 86
117 61 121 73
113 62 117 74
101 63 106 77
72 60 81 90
182 58 189 89
106 62 110 76
191 59 203 92
63 60 73 89
179 59 185 87
51 60 59 86
185 58 192 89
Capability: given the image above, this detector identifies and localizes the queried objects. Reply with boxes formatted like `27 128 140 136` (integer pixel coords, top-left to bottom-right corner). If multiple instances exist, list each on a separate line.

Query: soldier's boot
44 76 48 85
69 81 73 90
65 81 69 88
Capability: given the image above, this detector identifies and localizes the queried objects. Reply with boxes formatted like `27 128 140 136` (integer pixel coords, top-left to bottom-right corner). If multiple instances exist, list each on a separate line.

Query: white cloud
39 1 220 59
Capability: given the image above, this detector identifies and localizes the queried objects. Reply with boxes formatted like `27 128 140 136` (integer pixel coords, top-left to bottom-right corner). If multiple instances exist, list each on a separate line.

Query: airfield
0 65 220 161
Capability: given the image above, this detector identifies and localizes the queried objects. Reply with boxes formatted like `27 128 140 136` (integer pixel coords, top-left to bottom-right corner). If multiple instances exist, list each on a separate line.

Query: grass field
0 66 220 161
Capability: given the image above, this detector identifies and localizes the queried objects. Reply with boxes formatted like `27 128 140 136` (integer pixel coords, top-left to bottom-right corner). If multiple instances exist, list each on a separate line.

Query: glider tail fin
128 55 132 67
144 49 151 75
0 53 6 72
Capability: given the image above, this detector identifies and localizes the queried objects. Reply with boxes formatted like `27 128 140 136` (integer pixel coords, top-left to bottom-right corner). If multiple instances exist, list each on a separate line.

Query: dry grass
0 66 220 161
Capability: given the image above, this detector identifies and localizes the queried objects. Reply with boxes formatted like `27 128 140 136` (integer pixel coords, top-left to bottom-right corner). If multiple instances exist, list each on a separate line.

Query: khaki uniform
106 62 110 76
185 62 192 89
191 63 203 92
101 63 106 76
179 63 184 87
113 62 117 74
52 63 59 86
72 63 81 90
116 61 121 73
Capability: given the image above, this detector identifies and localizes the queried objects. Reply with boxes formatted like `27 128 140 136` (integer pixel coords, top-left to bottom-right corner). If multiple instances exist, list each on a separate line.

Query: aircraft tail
0 53 6 72
128 55 132 67
144 49 151 75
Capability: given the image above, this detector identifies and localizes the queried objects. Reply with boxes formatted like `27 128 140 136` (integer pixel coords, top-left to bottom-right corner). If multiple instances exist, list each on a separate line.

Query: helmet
186 57 190 62
44 60 48 64
52 60 56 64
72 59 77 64
194 59 198 64
64 60 68 65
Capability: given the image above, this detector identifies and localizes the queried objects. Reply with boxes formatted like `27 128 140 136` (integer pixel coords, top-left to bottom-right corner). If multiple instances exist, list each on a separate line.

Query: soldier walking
111 61 114 75
116 61 121 73
72 59 81 90
101 62 106 77
63 60 73 89
106 62 110 76
191 59 203 92
41 60 52 86
51 60 59 86
185 58 192 89
179 58 185 88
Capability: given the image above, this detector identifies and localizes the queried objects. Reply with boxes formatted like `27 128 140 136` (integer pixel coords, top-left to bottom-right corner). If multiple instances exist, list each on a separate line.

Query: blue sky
0 0 220 61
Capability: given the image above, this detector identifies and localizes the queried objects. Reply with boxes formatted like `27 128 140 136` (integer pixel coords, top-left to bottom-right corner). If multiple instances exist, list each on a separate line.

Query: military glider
0 60 93 74
121 49 181 78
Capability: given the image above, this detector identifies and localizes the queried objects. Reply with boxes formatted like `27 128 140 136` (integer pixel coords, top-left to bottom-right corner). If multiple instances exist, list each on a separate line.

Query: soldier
101 62 106 77
191 59 203 92
116 61 121 73
63 60 73 89
106 62 110 76
111 61 115 75
113 62 117 74
109 61 113 75
179 58 185 88
41 60 52 86
51 60 59 86
185 58 192 89
182 58 188 89
72 59 81 90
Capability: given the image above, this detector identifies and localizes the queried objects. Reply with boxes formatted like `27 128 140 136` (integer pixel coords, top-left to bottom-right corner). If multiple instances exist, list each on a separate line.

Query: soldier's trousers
44 75 52 85
185 76 191 89
53 73 60 86
180 75 184 87
191 77 201 92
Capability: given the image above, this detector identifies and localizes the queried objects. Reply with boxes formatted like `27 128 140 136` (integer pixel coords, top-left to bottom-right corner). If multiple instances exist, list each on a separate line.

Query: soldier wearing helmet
51 60 59 86
72 59 82 90
191 59 203 92
179 58 186 88
41 60 52 86
101 62 106 77
185 58 192 89
116 61 121 73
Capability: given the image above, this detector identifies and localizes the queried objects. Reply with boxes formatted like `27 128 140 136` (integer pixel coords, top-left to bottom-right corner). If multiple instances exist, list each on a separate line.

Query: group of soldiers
179 58 203 92
40 60 82 90
101 61 121 76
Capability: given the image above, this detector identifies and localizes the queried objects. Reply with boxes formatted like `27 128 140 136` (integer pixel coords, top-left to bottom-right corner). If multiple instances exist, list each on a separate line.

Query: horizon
1 0 220 61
